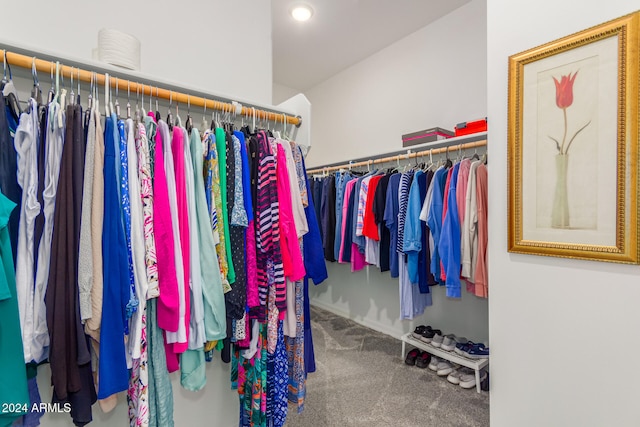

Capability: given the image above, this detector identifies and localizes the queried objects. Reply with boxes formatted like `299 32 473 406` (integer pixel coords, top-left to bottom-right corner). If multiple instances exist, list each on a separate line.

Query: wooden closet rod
306 139 487 174
0 49 301 127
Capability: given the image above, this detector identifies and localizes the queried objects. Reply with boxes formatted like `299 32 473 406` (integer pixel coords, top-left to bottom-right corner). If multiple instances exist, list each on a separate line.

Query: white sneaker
436 360 454 376
459 370 488 389
427 356 440 371
431 332 444 348
446 367 472 385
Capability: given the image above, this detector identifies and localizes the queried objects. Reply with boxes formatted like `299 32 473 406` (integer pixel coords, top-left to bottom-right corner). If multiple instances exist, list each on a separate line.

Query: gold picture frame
508 11 640 263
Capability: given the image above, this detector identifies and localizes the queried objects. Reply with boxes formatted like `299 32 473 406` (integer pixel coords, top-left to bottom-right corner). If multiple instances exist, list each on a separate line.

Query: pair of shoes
428 356 460 375
436 359 456 376
431 331 445 347
427 356 440 371
464 343 489 359
454 340 476 356
415 351 432 369
447 368 488 389
411 325 432 340
459 370 488 389
405 348 421 366
447 367 474 384
441 335 468 352
420 327 442 344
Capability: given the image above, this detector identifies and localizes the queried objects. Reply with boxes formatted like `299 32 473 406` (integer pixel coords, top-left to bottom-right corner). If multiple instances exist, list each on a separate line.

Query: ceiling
272 0 471 92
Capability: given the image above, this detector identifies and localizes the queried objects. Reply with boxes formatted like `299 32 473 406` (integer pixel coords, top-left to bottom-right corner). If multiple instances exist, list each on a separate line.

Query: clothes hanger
140 83 146 117
135 83 140 121
471 144 480 161
2 52 18 97
30 57 42 105
252 107 256 133
444 146 453 168
103 72 109 116
58 63 66 127
83 70 91 122
2 52 21 117
155 87 161 123
126 81 131 119
174 96 182 128
76 67 81 106
93 72 100 116
47 62 55 104
166 91 174 130
69 67 75 105
114 77 121 118
86 71 93 111
201 99 208 132
185 95 193 134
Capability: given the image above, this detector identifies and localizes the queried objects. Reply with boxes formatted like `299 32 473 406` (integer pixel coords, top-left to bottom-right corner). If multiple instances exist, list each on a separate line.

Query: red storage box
454 118 487 137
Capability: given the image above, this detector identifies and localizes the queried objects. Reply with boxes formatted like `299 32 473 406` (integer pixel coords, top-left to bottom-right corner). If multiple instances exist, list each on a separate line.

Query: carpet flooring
285 306 490 427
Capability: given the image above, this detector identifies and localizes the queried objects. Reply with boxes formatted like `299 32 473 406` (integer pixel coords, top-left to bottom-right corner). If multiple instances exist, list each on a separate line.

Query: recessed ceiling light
291 4 314 22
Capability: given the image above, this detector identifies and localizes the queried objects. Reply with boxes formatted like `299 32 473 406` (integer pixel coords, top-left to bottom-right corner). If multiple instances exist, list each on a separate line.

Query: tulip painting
547 69 592 228
548 70 591 154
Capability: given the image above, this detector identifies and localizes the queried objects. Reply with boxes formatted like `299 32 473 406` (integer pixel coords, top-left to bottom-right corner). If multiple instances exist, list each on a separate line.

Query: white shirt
31 101 65 363
14 98 41 363
126 118 149 363
461 161 482 280
183 127 205 350
278 138 308 238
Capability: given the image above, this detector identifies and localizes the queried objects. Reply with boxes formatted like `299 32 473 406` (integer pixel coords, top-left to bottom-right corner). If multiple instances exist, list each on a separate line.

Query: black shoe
419 328 441 344
415 351 432 369
405 348 421 366
411 325 431 339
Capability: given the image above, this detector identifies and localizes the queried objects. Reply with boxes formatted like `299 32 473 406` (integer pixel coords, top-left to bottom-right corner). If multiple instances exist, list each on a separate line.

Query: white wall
488 2 640 426
304 0 487 168
305 0 489 344
1 0 272 104
272 82 300 105
0 2 273 426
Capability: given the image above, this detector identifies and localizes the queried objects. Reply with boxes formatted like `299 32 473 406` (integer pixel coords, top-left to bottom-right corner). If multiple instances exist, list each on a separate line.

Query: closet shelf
400 333 488 393
307 131 487 174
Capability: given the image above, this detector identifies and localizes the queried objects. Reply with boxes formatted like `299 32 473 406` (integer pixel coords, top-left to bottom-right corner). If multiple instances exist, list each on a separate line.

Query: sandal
404 348 421 366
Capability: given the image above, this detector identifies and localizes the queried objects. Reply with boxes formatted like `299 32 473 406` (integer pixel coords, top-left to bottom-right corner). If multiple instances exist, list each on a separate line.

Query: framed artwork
508 11 640 263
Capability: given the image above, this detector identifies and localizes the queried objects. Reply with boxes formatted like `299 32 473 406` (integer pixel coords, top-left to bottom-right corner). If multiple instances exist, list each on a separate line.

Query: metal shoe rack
400 333 489 393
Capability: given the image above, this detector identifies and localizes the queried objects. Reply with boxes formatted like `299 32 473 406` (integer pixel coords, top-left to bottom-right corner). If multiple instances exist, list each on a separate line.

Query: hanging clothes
14 98 41 364
98 113 129 400
0 91 21 262
0 191 29 427
383 173 401 278
151 114 180 335
373 174 392 272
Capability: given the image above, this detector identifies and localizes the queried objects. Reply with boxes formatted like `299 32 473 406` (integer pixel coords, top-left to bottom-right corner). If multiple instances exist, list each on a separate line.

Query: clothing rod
0 48 301 127
306 139 487 174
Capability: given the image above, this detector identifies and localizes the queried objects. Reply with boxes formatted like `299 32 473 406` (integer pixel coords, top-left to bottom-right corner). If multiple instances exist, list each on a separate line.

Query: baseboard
310 299 405 340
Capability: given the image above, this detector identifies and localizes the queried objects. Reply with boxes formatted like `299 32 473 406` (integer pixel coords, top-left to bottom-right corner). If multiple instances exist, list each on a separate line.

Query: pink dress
150 113 179 333
474 164 488 298
339 180 357 263
171 127 190 354
276 144 305 282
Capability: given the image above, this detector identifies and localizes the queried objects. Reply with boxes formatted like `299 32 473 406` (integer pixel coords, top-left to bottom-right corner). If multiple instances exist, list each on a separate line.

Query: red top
362 175 383 240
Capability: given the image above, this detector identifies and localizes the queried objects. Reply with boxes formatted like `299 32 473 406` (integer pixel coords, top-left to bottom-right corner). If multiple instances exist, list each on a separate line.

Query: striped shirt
396 171 414 255
355 176 371 237
255 131 286 315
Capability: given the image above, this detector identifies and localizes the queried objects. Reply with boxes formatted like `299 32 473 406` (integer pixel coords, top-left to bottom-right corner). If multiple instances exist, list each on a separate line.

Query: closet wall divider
0 46 302 126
